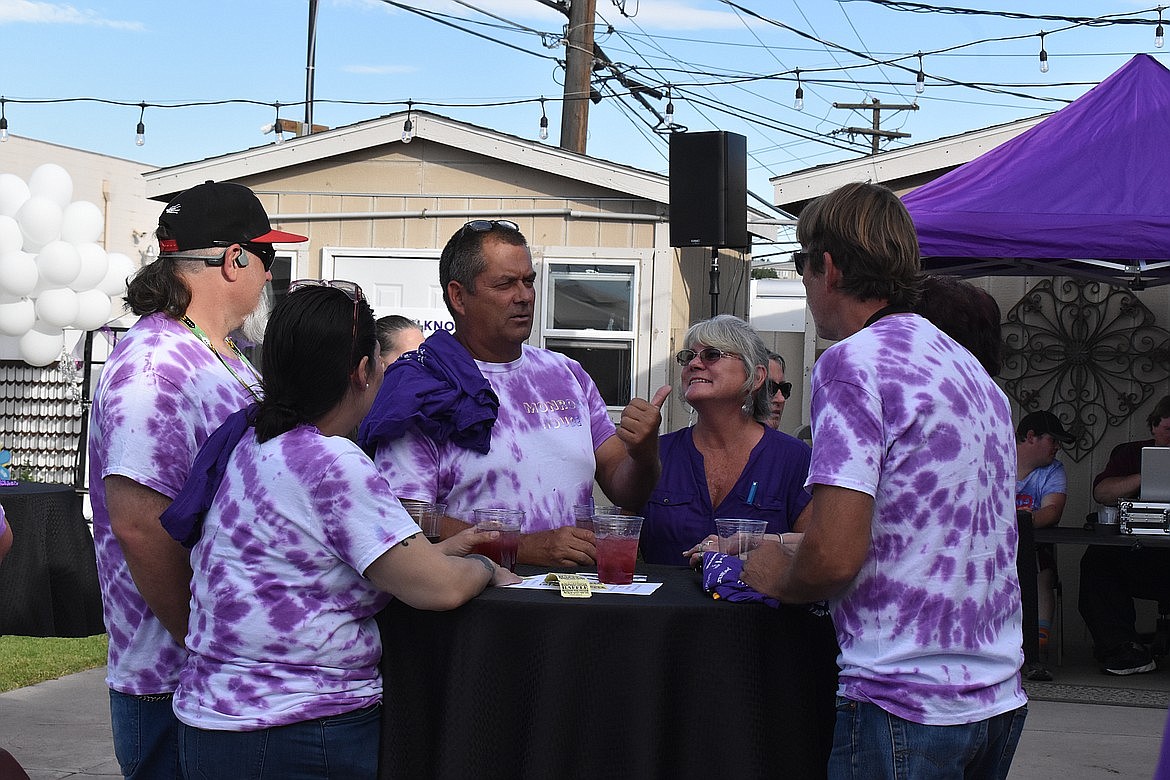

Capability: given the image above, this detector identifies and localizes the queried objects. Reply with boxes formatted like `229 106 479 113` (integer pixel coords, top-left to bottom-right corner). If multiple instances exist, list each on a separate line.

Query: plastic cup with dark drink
472 508 523 571
405 502 447 544
594 514 643 585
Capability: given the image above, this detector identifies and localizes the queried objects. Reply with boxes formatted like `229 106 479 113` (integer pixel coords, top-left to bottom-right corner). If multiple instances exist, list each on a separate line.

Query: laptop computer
1140 447 1170 502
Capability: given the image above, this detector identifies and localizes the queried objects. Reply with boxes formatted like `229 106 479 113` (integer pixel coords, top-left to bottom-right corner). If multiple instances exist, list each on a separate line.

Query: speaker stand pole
709 247 720 316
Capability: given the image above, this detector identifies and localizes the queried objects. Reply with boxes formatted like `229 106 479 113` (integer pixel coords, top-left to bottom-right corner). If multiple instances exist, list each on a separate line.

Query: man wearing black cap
1016 409 1075 681
1080 395 1170 676
88 181 306 778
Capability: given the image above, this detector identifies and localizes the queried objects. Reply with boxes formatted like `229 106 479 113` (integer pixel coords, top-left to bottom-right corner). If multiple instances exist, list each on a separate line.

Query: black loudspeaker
668 131 749 249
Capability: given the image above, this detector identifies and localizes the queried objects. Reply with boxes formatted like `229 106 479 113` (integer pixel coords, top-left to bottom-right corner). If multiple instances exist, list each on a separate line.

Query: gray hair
375 315 422 356
681 314 770 423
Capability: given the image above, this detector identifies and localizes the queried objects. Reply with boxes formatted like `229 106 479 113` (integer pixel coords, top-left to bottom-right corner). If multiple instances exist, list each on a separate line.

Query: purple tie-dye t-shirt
173 426 416 730
89 313 257 695
808 313 1026 726
375 345 616 530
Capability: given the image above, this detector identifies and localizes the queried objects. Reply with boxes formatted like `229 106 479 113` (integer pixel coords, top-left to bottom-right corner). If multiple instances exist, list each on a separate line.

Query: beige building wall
213 139 758 433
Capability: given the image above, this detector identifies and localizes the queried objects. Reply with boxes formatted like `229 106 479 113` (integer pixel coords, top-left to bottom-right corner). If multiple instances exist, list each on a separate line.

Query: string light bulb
538 97 549 141
0 98 7 143
1157 8 1165 48
665 87 674 126
1039 32 1049 73
915 53 926 94
794 69 804 111
273 102 284 145
135 102 146 147
401 101 414 144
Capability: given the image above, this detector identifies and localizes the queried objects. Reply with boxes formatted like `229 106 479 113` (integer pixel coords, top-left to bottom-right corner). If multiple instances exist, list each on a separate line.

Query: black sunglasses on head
461 219 520 235
764 380 792 399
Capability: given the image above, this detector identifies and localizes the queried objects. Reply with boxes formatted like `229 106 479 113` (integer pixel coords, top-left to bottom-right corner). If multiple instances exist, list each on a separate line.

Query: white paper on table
511 574 662 596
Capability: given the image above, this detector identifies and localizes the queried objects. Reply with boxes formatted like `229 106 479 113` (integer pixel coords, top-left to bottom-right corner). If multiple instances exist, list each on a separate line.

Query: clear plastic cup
472 508 523 571
714 518 768 561
594 514 643 584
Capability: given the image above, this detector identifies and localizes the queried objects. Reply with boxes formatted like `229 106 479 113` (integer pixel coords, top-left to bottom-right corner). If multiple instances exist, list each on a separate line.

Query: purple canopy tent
904 54 1170 289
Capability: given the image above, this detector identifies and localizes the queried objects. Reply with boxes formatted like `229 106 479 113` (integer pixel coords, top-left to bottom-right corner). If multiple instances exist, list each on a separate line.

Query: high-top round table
0 482 104 637
377 563 839 780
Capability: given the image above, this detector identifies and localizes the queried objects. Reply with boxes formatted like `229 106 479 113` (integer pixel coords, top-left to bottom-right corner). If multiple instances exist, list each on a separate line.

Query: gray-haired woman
640 314 812 564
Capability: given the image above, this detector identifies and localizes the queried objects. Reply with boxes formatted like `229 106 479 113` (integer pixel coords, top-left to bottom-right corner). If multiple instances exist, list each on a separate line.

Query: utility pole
560 0 597 154
832 98 918 155
306 0 319 133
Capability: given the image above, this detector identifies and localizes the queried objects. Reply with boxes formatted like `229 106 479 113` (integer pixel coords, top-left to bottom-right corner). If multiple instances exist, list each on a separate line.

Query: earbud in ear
235 249 249 268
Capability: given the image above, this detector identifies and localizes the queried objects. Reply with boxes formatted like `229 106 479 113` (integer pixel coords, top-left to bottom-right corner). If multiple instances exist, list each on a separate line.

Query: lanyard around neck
180 316 263 402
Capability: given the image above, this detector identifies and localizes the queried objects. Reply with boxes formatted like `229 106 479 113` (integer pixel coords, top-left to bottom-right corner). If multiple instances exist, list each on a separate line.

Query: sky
0 0 1165 208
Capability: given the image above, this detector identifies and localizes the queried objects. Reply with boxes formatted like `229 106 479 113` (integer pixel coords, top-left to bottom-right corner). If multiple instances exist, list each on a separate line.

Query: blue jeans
829 698 1027 779
109 689 181 779
178 703 381 780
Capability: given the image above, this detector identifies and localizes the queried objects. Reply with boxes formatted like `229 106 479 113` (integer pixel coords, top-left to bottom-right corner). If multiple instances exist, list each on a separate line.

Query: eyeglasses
288 279 366 356
461 219 520 234
675 347 744 367
791 250 814 276
764 380 793 400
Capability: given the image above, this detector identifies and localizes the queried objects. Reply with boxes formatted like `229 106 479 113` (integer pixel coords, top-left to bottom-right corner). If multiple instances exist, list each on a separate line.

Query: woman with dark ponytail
163 281 519 778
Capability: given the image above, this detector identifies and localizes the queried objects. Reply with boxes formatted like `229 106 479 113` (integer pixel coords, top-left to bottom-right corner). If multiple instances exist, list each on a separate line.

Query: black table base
0 483 105 637
378 564 839 780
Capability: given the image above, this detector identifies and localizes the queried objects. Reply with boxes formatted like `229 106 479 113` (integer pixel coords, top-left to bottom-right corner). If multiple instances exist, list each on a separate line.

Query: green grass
0 634 108 693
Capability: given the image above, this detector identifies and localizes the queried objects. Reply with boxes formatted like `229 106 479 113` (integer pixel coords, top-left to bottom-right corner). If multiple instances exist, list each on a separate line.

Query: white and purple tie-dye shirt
89 313 257 695
174 426 417 730
808 313 1026 726
375 345 616 531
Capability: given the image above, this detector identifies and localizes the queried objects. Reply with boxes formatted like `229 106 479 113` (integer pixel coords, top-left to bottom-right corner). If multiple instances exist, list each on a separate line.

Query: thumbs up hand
616 385 671 459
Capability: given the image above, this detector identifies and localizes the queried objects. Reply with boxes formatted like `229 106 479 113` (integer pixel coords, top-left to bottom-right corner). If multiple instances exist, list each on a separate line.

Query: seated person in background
1079 395 1170 676
641 315 811 565
364 220 668 567
765 351 792 430
375 315 424 365
1016 410 1074 680
164 281 518 777
0 505 9 565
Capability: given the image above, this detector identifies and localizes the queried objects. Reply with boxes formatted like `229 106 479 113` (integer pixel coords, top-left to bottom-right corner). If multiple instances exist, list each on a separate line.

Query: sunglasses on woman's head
288 279 366 353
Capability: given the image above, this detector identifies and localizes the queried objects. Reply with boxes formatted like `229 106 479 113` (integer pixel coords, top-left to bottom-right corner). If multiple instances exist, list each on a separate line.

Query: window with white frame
541 261 638 407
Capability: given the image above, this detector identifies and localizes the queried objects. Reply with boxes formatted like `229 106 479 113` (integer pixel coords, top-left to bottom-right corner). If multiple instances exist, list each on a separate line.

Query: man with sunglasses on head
365 219 668 567
88 181 306 778
741 182 1026 779
765 351 791 429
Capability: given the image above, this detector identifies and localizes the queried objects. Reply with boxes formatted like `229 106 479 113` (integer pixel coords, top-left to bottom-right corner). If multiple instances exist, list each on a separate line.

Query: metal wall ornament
1001 277 1170 462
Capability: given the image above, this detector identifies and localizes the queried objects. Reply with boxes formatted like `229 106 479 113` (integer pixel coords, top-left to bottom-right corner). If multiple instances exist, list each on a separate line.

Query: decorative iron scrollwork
1001 278 1170 462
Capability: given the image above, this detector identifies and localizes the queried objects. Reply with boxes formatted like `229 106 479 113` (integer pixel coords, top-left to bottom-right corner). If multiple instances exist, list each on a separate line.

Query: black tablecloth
377 564 839 780
0 482 105 637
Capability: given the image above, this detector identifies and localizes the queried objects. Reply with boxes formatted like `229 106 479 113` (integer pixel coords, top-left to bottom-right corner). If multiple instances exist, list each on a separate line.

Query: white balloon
0 251 38 297
27 164 73 209
73 289 112 331
34 287 79 328
19 323 64 367
98 252 136 296
0 296 35 337
70 242 109 292
16 196 63 252
0 215 22 255
0 174 30 218
34 240 82 287
60 200 104 244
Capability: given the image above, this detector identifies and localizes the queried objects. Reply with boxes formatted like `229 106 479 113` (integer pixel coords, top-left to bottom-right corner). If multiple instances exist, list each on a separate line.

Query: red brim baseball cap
157 180 307 253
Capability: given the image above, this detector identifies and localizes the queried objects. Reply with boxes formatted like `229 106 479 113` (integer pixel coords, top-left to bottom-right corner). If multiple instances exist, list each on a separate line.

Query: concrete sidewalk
0 663 1166 779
